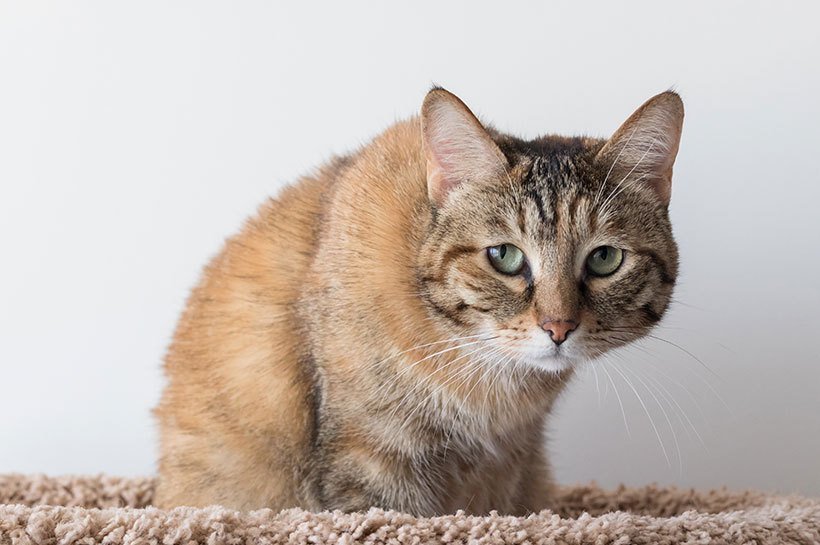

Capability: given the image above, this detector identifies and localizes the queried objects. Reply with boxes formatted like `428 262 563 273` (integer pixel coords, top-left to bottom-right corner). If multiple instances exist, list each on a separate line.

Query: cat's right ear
595 91 684 206
421 88 508 206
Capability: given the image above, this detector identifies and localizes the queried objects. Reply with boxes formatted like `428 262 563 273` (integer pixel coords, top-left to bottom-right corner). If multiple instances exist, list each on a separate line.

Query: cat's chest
395 418 532 512
428 442 525 515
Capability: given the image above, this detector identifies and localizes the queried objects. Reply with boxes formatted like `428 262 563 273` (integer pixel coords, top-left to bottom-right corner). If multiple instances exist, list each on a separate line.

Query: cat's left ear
595 91 684 206
421 88 508 206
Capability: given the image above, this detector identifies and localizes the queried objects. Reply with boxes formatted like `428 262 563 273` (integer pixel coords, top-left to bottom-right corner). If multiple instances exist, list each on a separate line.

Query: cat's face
418 89 682 373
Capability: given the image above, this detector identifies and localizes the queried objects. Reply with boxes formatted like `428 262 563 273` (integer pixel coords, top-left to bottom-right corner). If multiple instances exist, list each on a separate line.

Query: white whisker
599 137 658 214
607 359 671 467
387 343 491 422
643 370 708 451
599 361 630 436
617 361 682 474
594 126 639 208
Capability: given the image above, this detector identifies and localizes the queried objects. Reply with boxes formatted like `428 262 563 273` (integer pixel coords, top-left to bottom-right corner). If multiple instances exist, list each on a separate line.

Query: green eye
586 246 624 277
487 244 526 275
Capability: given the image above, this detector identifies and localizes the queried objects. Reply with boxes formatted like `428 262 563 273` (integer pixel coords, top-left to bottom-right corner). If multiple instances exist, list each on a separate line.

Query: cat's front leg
315 443 442 515
510 447 558 515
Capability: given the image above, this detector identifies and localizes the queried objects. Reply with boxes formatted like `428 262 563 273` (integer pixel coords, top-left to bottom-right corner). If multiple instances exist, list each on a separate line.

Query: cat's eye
586 246 624 277
487 244 526 275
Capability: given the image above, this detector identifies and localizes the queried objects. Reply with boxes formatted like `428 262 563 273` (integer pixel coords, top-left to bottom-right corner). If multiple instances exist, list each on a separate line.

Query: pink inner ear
432 138 458 167
424 131 469 202
425 153 454 203
432 139 472 177
421 91 508 204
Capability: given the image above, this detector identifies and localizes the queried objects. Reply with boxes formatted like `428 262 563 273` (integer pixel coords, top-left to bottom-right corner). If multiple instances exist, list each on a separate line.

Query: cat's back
156 118 427 510
155 157 347 509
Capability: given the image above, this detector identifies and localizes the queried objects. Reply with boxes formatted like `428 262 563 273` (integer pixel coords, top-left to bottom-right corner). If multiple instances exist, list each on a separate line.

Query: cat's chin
524 353 577 374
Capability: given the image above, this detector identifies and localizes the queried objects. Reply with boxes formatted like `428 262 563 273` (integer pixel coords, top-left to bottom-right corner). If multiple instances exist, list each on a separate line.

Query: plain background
1 1 819 497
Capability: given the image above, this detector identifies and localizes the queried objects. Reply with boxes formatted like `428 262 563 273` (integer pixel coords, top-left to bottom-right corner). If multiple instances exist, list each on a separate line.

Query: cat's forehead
446 136 616 244
481 146 618 260
512 150 598 227
522 154 587 194
514 176 596 256
498 132 597 156
504 135 601 195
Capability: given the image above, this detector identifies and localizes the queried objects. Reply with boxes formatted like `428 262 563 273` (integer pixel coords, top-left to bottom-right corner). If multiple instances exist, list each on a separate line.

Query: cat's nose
540 319 578 345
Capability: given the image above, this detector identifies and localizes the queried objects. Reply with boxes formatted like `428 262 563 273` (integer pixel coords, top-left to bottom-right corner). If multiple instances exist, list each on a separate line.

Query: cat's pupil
499 245 507 259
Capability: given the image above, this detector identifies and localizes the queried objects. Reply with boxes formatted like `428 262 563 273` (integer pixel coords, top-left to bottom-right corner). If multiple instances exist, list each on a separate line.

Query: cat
154 87 683 515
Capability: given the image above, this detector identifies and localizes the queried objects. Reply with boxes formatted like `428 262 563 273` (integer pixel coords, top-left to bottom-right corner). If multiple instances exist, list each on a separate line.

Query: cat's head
417 88 682 373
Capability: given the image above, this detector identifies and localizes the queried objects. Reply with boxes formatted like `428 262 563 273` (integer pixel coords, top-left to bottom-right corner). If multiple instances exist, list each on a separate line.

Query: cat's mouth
493 336 582 374
483 321 590 374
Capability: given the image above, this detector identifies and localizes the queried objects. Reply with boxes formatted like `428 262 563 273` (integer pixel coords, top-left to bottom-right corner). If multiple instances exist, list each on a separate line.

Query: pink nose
540 319 578 345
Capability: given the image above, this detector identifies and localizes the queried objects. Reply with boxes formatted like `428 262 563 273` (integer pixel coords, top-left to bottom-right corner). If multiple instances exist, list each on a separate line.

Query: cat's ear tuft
596 91 684 206
421 88 508 206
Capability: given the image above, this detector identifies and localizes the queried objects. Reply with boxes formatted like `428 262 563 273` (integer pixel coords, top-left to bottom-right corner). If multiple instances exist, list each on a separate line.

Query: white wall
1 1 818 497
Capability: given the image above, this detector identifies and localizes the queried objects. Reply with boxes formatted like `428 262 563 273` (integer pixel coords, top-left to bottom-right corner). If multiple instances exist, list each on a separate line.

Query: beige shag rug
1 474 819 544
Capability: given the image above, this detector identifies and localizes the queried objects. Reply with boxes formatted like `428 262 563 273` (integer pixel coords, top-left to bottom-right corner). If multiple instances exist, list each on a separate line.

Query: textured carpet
1 474 818 544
